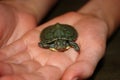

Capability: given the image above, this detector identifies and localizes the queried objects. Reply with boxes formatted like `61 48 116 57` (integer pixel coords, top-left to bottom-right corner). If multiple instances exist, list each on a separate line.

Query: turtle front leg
69 41 80 51
38 42 50 48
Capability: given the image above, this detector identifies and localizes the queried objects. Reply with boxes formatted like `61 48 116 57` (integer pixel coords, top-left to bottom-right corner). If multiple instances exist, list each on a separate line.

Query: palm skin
0 23 78 80
0 12 108 80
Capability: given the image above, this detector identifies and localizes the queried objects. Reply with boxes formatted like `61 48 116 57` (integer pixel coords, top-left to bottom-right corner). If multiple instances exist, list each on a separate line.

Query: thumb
62 44 106 80
62 60 96 80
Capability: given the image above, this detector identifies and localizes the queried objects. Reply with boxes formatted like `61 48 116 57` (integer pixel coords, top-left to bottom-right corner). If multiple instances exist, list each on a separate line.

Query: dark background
42 0 120 80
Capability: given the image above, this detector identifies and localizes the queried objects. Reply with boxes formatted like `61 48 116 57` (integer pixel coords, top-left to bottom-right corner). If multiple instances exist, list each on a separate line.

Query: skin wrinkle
22 30 50 66
21 73 43 80
22 60 42 73
5 63 14 75
22 35 34 60
0 4 17 47
36 65 62 80
0 74 26 80
9 63 27 74
4 51 30 64
0 36 27 61
45 53 70 72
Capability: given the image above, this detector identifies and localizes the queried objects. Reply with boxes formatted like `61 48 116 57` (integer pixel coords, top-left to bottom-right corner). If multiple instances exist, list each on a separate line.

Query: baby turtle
39 23 80 52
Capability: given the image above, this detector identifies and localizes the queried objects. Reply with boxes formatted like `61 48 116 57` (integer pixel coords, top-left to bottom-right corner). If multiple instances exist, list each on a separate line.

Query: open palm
0 14 79 80
0 12 108 80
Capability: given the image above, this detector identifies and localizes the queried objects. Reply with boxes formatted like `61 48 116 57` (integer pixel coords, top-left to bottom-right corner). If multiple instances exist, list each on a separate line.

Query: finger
62 45 106 80
5 12 37 45
0 39 26 61
62 61 96 80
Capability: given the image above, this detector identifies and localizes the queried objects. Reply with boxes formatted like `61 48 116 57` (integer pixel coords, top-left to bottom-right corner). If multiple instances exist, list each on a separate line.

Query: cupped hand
0 12 80 80
60 12 108 80
0 12 108 80
37 12 108 80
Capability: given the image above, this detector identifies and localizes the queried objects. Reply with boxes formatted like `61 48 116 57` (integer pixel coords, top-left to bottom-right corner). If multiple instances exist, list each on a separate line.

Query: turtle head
53 39 70 51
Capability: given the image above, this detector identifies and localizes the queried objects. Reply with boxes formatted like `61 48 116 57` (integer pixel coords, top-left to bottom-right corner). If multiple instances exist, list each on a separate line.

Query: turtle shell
40 23 78 43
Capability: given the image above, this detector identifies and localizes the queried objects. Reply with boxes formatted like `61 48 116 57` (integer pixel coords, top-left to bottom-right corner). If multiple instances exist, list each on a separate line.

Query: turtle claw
69 41 80 51
49 48 57 51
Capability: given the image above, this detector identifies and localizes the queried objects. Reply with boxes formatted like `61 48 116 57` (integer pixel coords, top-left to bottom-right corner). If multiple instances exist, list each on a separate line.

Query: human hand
0 12 108 80
36 12 108 80
0 12 79 80
60 12 108 80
